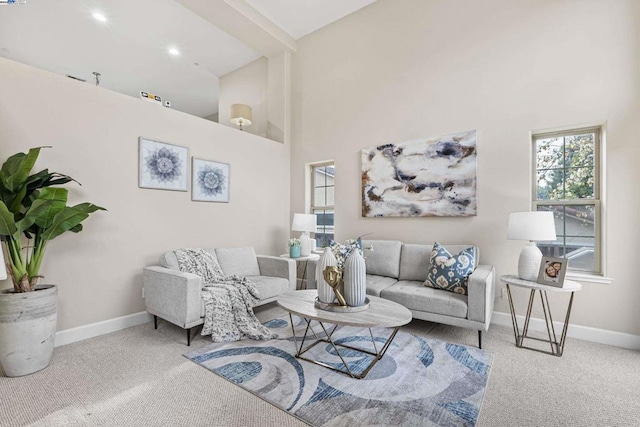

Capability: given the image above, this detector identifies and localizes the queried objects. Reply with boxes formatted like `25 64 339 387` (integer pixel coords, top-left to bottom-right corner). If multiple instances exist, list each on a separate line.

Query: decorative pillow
425 242 476 295
329 238 363 271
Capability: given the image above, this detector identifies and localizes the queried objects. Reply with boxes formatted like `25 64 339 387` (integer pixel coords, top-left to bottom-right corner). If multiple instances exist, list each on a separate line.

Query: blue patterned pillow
330 239 363 271
425 242 476 295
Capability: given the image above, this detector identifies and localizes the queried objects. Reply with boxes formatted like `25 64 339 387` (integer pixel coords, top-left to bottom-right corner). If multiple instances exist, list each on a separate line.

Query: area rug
184 315 492 426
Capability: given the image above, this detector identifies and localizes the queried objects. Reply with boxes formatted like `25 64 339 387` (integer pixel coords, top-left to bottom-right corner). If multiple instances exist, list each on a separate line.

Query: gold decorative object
322 266 347 307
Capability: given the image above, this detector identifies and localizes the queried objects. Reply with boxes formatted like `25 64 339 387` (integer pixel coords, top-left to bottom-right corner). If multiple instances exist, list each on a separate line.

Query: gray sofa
143 247 296 345
307 240 495 348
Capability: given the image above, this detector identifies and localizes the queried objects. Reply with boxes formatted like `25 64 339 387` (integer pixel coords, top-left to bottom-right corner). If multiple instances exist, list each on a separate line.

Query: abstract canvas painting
191 158 230 202
139 138 188 191
362 130 477 217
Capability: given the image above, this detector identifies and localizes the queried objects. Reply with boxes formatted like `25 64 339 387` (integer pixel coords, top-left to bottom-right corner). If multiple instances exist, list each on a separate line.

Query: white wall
291 0 640 335
219 54 290 144
0 58 291 331
219 57 269 138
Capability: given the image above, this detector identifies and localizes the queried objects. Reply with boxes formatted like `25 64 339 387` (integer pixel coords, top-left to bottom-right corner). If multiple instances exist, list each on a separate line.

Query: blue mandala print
197 165 226 196
146 147 182 183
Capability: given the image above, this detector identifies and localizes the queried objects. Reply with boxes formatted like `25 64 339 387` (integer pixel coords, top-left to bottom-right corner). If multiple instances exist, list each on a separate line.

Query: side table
500 274 582 357
279 254 320 290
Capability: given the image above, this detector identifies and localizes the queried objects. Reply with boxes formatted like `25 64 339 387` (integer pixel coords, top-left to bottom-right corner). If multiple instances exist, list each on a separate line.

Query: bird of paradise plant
0 147 105 292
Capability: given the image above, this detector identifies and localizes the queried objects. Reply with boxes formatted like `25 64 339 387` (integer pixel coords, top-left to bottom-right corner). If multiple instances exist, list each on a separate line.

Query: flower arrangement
289 238 301 247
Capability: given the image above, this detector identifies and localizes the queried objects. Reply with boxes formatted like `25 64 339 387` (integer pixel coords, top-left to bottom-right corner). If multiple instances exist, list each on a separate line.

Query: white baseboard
491 311 640 351
54 311 152 348
53 308 640 352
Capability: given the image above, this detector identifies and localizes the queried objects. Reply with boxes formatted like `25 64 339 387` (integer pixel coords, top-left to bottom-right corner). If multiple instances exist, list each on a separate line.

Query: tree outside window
534 127 601 274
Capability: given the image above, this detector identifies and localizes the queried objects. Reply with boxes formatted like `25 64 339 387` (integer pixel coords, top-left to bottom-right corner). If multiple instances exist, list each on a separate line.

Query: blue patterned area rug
184 316 491 426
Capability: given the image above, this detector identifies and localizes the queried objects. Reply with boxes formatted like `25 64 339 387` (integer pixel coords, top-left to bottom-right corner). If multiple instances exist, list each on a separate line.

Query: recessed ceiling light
168 47 180 56
92 12 107 23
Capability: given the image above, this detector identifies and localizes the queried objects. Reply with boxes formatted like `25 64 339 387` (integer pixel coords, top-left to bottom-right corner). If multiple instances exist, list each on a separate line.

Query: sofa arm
257 255 296 291
143 266 203 329
467 264 496 327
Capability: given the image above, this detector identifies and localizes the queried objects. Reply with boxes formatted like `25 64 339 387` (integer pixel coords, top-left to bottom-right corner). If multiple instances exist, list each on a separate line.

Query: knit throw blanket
174 248 277 342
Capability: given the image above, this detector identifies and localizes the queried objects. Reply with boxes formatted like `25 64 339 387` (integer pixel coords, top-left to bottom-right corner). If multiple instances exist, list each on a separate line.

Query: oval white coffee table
277 290 412 379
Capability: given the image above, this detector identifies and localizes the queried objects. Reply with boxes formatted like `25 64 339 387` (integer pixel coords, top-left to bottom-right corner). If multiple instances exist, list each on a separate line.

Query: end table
280 254 320 290
500 274 582 357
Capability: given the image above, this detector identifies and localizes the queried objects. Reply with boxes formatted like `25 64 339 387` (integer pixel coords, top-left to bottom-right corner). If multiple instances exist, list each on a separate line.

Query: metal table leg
506 287 577 357
289 315 401 379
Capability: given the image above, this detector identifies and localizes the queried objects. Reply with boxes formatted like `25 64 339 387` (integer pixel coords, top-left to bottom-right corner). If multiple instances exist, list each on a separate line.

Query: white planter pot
0 285 57 377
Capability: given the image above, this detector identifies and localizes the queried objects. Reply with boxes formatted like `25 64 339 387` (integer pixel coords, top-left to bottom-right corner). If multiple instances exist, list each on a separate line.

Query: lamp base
518 242 543 281
300 232 311 257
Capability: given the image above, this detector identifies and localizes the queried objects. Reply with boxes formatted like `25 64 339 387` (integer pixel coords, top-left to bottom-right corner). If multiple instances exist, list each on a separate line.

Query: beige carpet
1 303 639 426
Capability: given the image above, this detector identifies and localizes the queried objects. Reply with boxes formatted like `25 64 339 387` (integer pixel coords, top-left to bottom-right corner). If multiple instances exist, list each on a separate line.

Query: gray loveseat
143 247 296 345
307 240 495 348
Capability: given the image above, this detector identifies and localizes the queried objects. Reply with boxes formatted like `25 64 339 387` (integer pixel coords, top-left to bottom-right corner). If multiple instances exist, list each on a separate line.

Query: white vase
317 247 337 303
344 250 367 306
0 285 57 377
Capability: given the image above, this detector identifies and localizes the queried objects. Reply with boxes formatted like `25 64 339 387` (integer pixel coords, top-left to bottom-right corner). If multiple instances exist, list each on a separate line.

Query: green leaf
72 202 106 214
40 202 104 241
23 198 66 231
0 201 18 236
38 187 69 202
69 224 83 233
0 147 42 192
7 184 27 214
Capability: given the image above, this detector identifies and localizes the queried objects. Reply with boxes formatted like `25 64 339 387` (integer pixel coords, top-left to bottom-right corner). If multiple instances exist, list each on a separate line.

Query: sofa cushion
245 276 290 301
215 247 260 277
365 274 398 297
361 240 402 278
160 248 217 271
425 243 476 295
381 280 468 319
399 244 432 281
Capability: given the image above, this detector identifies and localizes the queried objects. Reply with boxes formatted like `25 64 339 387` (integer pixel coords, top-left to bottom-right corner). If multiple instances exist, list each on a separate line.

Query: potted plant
289 238 301 258
0 147 104 377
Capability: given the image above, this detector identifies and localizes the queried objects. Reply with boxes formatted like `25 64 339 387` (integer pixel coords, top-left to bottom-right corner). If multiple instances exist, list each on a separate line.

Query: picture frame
191 157 230 203
139 137 188 191
536 256 568 287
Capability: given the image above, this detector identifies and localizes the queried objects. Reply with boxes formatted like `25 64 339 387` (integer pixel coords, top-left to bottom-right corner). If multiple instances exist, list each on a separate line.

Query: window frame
309 161 335 248
532 126 602 275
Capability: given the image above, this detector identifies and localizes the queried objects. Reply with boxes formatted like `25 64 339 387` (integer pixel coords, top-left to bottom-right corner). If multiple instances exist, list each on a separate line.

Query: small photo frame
536 256 568 287
139 137 188 191
191 158 230 202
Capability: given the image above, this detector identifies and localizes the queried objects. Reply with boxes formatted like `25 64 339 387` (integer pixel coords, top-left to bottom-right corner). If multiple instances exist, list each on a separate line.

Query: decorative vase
290 245 301 258
344 250 367 306
317 247 337 303
0 285 57 377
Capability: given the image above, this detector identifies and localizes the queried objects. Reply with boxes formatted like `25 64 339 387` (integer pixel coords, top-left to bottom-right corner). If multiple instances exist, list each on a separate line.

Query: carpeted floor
1 303 639 426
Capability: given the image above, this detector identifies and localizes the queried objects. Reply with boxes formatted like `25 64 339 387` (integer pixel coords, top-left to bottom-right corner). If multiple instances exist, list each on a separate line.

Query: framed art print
536 256 568 287
191 157 230 202
139 137 188 191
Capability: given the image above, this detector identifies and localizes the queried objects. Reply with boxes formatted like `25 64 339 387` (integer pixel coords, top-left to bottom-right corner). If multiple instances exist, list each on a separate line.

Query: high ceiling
0 0 377 118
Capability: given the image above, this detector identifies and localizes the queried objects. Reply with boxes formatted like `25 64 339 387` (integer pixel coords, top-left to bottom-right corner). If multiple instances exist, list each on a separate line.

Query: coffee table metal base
288 313 400 379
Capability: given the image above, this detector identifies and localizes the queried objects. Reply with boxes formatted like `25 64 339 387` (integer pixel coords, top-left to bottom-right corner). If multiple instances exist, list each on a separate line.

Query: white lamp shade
229 104 252 126
292 213 317 233
507 211 556 241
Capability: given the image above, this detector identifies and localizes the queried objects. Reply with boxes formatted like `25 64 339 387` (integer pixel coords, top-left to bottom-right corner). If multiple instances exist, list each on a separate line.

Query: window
533 127 602 275
311 162 334 248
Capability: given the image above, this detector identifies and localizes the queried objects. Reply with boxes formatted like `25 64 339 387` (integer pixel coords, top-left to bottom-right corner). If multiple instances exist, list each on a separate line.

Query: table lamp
507 211 557 281
292 213 317 257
